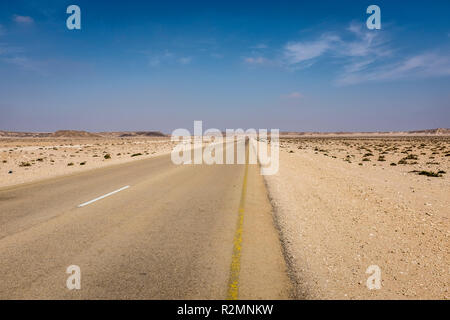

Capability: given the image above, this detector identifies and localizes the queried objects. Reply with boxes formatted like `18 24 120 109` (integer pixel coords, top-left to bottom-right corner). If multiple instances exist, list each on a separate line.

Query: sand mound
0 131 52 138
97 131 167 138
409 128 450 135
280 128 450 137
51 130 100 138
120 131 166 137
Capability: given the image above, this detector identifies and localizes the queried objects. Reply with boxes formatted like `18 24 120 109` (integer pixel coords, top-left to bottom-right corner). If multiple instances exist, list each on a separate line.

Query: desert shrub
67 162 74 166
131 153 142 157
80 162 86 165
104 154 111 159
19 162 31 167
405 154 418 160
390 163 397 166
410 170 444 177
362 158 370 162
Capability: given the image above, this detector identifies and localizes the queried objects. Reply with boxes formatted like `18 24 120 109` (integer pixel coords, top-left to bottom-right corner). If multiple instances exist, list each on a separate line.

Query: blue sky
0 0 449 132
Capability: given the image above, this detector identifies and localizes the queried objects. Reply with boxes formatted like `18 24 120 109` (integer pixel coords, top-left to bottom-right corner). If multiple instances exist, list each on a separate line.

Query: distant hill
0 131 52 138
98 131 167 138
0 128 447 138
0 130 168 138
280 128 450 137
52 130 100 138
407 128 450 135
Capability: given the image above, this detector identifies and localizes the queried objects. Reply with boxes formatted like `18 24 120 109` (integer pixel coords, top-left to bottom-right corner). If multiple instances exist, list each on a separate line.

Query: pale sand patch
0 137 177 188
265 137 449 299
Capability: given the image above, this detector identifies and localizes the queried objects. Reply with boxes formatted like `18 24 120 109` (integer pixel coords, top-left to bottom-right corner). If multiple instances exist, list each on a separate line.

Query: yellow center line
227 143 249 300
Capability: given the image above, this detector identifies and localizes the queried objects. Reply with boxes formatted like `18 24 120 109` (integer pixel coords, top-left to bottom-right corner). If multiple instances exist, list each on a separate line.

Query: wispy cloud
0 43 23 55
243 56 269 65
336 52 450 85
13 15 34 25
250 43 268 49
0 40 46 74
178 57 192 65
146 51 193 67
1 56 48 75
210 53 224 59
283 23 390 68
2 56 33 69
282 92 303 99
283 35 338 66
342 22 390 57
148 56 161 67
275 22 450 85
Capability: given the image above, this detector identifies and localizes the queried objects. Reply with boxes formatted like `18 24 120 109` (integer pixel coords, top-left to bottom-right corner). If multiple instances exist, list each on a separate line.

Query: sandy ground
0 138 177 188
1 135 448 299
265 137 449 299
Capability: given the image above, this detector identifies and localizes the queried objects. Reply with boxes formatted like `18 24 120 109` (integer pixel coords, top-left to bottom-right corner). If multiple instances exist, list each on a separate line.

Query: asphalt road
0 143 291 299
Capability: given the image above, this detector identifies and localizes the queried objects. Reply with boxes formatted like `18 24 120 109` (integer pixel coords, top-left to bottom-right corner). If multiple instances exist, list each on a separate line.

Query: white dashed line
78 186 130 208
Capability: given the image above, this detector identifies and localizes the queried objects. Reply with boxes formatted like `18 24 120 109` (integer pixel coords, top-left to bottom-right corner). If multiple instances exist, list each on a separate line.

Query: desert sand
1 130 448 299
0 136 177 188
265 137 449 299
